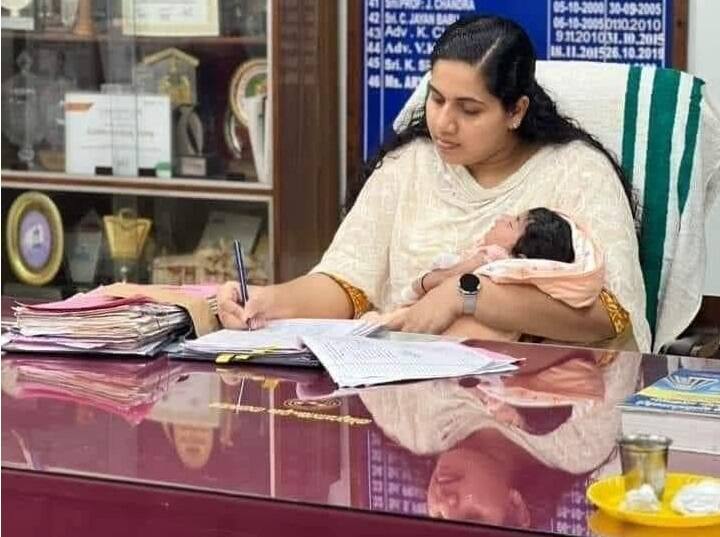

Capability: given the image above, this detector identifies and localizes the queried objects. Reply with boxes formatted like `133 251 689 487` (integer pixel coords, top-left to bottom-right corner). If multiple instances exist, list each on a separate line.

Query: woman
218 15 650 351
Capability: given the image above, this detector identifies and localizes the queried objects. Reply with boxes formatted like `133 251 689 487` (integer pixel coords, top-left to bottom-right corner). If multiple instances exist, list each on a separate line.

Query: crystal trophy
1 52 47 169
37 51 77 170
1 0 35 30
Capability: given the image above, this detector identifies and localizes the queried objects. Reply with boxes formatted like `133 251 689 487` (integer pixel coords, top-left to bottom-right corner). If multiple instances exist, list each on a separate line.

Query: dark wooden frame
272 0 340 281
345 0 365 212
672 0 689 70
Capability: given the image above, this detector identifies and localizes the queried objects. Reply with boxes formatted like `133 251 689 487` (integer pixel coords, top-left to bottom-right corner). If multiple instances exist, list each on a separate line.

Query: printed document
302 335 518 387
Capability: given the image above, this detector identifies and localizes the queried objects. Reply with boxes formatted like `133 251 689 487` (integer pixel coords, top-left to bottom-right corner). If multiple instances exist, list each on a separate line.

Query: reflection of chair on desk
396 62 720 356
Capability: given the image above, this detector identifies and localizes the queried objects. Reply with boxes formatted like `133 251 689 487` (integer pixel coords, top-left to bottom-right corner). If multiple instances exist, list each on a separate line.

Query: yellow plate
586 473 720 528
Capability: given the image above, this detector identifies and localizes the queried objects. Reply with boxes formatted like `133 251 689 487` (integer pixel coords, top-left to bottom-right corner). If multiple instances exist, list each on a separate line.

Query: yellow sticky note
215 353 234 364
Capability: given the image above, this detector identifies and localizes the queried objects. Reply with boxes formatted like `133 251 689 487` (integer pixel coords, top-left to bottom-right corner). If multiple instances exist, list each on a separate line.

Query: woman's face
426 60 520 169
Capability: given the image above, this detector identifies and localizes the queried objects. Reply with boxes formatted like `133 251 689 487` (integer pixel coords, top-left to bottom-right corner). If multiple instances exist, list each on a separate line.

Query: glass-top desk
2 341 719 537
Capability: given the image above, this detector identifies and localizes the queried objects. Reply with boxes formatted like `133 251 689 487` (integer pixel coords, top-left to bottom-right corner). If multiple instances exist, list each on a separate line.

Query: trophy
60 0 78 27
37 51 77 171
37 0 63 31
102 208 152 283
139 48 207 177
71 0 93 36
1 0 35 30
1 52 47 169
66 209 103 289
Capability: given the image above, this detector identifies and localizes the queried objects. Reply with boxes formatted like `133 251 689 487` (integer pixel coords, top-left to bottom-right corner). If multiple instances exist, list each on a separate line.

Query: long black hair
350 15 636 222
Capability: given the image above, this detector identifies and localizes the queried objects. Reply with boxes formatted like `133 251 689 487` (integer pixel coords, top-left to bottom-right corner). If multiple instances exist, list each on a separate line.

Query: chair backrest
536 61 719 351
394 62 720 351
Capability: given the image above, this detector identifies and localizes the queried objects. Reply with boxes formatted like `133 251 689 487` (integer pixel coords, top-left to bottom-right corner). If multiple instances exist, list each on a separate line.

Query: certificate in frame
5 191 64 286
121 0 219 37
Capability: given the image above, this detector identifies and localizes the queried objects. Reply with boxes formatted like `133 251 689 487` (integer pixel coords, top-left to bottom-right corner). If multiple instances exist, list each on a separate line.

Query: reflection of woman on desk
358 350 641 528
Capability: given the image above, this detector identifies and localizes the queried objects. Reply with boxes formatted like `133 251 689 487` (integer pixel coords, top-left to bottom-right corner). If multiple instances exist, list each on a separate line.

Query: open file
302 335 519 387
178 319 382 365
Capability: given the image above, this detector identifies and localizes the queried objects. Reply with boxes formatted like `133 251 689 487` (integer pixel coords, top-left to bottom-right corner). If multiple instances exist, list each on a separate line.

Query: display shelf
1 170 273 201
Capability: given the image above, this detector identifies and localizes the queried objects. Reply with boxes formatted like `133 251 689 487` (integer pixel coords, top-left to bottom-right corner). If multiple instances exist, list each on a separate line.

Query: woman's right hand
216 281 275 329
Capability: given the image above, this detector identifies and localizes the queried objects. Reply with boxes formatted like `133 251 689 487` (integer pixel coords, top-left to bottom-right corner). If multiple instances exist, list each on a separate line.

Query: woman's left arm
385 275 614 342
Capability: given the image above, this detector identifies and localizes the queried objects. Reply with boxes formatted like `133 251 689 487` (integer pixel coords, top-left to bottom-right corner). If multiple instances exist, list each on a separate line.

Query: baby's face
484 213 528 250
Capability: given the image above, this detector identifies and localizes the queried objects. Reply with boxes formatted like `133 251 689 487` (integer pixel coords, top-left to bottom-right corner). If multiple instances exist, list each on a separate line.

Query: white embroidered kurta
312 138 651 352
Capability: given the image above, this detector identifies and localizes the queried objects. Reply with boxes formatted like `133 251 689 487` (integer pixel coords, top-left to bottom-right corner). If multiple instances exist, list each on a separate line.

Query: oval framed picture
229 58 268 127
5 191 64 286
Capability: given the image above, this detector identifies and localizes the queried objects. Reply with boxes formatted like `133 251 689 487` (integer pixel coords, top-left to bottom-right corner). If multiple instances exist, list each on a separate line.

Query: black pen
233 239 250 307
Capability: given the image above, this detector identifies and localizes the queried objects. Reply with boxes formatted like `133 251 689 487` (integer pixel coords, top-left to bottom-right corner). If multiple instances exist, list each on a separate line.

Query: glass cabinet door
1 0 273 298
1 0 339 299
2 0 269 184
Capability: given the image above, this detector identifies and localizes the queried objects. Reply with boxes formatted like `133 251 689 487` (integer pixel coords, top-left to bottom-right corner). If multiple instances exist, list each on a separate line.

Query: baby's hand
362 308 410 328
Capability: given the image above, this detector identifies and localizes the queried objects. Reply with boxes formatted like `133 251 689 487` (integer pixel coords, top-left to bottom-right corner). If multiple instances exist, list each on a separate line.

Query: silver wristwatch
458 273 481 315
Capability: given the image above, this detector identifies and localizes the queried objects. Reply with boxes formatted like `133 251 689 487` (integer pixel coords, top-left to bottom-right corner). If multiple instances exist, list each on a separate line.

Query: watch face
459 273 480 293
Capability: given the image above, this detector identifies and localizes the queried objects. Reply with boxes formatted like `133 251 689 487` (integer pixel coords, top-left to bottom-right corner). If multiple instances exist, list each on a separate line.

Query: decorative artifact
1 0 35 30
1 0 32 17
60 0 79 28
1 52 47 169
37 0 65 31
223 107 244 159
66 209 103 285
5 191 64 286
71 0 94 36
152 239 268 286
37 51 77 171
228 58 267 126
141 47 199 108
103 208 152 282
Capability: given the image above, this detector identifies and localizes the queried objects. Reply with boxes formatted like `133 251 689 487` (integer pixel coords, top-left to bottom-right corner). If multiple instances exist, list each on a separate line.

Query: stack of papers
302 336 519 387
178 319 382 366
1 356 181 424
3 290 199 356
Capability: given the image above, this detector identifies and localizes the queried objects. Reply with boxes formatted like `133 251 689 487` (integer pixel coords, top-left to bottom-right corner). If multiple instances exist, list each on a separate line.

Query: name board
363 0 674 159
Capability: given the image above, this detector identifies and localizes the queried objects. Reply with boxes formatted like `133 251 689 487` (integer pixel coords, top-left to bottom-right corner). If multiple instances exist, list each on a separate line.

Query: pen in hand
233 239 251 329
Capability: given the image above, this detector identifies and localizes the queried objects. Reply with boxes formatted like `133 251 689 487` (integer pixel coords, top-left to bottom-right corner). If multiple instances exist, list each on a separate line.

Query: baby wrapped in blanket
395 207 605 341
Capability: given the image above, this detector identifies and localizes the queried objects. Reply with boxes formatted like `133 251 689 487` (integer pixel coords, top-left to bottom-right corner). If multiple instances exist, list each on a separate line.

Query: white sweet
621 484 661 512
671 480 720 516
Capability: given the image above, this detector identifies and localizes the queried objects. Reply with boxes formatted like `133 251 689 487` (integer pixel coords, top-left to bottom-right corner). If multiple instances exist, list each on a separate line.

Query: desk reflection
2 346 649 536
346 347 642 531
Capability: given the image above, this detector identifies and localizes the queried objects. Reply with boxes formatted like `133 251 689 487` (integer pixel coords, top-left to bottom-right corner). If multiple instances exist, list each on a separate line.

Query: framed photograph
121 0 219 37
5 191 64 286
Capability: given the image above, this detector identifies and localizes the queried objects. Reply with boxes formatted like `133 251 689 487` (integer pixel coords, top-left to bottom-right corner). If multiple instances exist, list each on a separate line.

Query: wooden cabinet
1 0 339 298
